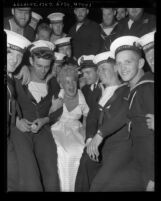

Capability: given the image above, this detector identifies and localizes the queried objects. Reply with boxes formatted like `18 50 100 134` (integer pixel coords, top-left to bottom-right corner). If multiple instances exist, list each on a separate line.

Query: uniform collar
130 72 154 91
99 83 127 108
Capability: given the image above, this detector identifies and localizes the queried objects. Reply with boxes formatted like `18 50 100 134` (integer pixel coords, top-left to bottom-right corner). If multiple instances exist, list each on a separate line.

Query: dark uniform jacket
14 77 61 125
76 84 132 192
4 17 35 42
68 19 102 60
99 22 119 52
7 76 22 137
127 72 154 186
98 84 130 144
82 83 102 140
116 13 156 38
7 75 21 191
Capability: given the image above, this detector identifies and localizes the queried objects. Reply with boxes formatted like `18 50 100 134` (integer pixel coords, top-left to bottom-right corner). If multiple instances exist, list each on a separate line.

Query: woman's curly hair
58 64 79 85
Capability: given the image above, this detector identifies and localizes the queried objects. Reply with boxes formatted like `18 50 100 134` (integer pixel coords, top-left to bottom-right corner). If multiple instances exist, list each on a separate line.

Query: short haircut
58 64 78 84
36 23 52 35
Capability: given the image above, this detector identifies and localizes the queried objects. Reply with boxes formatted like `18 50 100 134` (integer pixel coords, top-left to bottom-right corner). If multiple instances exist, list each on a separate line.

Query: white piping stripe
129 91 137 110
130 80 154 91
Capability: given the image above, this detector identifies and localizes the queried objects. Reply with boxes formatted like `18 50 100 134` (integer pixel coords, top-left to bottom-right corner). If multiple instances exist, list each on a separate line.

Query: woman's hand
14 65 31 85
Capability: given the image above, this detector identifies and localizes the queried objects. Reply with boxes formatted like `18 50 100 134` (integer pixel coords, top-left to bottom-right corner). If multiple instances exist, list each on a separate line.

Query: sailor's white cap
4 29 31 53
47 12 65 23
139 31 155 51
54 37 71 47
110 35 142 57
78 55 97 69
31 12 43 21
93 51 115 66
29 40 55 53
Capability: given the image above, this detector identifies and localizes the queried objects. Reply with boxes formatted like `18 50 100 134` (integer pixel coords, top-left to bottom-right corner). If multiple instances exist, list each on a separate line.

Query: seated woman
51 64 89 192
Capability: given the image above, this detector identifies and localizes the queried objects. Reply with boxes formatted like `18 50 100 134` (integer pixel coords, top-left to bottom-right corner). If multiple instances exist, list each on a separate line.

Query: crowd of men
5 7 155 192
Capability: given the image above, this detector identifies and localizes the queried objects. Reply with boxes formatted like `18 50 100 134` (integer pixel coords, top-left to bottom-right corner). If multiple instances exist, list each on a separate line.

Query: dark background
3 7 156 34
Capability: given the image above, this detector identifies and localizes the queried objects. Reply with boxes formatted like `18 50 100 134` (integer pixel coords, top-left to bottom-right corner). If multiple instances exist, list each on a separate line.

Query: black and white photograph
3 0 156 192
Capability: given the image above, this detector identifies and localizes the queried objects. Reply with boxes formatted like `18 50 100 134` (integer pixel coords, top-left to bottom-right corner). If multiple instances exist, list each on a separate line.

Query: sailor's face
98 62 115 86
102 8 115 26
31 57 51 80
74 8 88 22
127 8 143 20
7 48 23 72
116 50 140 82
82 68 98 85
51 22 64 36
37 29 51 41
13 8 31 27
116 8 126 21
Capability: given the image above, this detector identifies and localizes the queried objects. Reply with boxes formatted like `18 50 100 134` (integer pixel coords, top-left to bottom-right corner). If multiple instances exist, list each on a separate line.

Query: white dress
51 90 89 192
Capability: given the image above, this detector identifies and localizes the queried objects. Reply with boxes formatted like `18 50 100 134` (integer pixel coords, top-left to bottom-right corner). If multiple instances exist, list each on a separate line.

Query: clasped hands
16 117 48 133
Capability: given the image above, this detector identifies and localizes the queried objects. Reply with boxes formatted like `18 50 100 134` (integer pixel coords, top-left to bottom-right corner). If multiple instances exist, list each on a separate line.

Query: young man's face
97 62 115 86
58 45 72 58
7 48 23 73
116 8 126 21
144 45 154 73
13 8 31 28
102 8 115 26
36 29 51 41
74 8 89 23
82 67 98 85
30 56 51 80
62 76 77 97
116 50 141 82
127 8 143 21
51 22 63 36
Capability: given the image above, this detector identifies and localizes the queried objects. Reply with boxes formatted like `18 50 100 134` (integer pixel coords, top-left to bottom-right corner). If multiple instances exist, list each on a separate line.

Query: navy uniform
110 36 154 191
77 55 102 140
127 72 154 189
116 12 156 38
7 75 20 191
47 12 67 44
5 30 31 191
99 22 119 52
4 8 35 42
76 52 133 192
69 18 102 60
11 41 61 191
75 55 102 191
90 83 132 192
